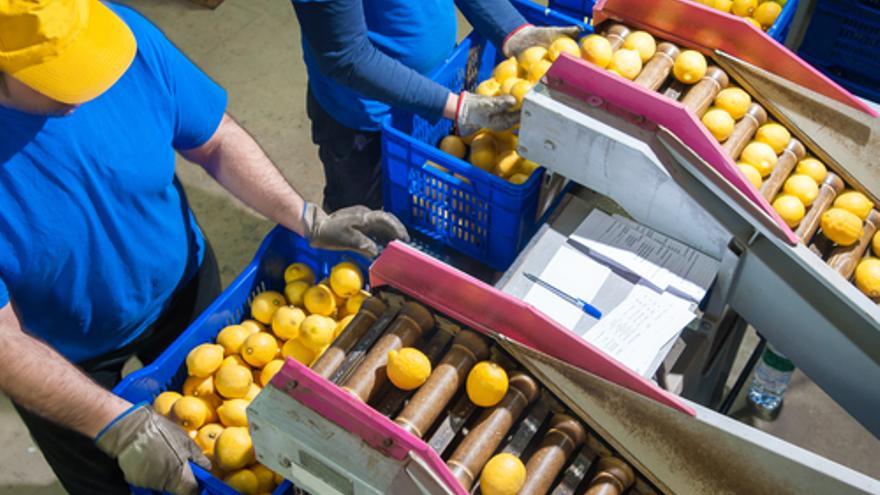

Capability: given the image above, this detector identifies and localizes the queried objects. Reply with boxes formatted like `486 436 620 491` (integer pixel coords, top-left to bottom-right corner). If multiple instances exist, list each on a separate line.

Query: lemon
795 158 827 184
508 173 530 185
494 130 518 152
772 194 805 228
302 284 336 317
222 355 248 368
216 426 256 471
270 305 305 341
439 135 467 159
714 87 751 119
217 325 250 356
856 258 880 297
509 80 532 111
335 314 355 338
755 123 791 154
608 49 642 80
217 398 250 427
240 319 264 334
732 0 757 16
754 1 781 27
224 468 259 495
673 50 707 84
547 36 580 61
517 46 548 72
783 174 819 206
183 375 215 398
466 361 509 407
740 141 778 177
470 129 496 149
299 315 336 352
186 343 224 378
241 332 279 368
245 383 261 401
476 78 501 97
260 359 285 387
737 162 763 189
623 31 656 63
251 291 286 324
386 348 432 390
833 191 874 221
194 423 224 456
281 338 317 365
527 58 553 84
821 208 863 246
701 107 735 142
713 0 733 12
251 464 276 493
200 392 223 411
284 262 315 285
495 150 522 178
153 391 181 417
329 262 363 298
283 280 310 308
215 364 254 399
519 159 540 175
499 77 523 96
874 231 880 256
493 57 520 83
580 34 613 68
745 16 763 29
345 290 370 315
480 453 526 495
171 396 209 430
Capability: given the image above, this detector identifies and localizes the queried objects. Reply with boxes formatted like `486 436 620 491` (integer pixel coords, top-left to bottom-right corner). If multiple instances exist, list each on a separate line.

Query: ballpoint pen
524 272 603 320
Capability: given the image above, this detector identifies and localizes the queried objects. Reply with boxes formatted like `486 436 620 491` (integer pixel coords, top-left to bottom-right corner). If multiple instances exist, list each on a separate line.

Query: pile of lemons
152 260 368 495
699 0 784 31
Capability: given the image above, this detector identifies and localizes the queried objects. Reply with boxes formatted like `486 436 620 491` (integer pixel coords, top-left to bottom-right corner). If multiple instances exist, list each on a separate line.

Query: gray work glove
95 404 209 495
502 25 583 58
456 92 519 137
303 202 410 258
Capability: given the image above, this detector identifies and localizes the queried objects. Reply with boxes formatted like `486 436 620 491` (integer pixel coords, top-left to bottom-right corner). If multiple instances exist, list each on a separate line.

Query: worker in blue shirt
292 0 579 211
0 1 407 494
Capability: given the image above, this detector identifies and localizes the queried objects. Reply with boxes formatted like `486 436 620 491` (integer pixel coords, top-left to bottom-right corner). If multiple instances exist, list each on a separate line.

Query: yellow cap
0 0 137 104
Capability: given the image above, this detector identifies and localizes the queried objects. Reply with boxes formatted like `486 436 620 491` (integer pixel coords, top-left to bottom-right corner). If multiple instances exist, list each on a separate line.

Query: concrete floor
0 0 878 493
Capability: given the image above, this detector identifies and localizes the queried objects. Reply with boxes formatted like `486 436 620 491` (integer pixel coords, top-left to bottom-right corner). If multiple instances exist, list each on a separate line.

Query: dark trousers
306 89 383 212
12 243 221 495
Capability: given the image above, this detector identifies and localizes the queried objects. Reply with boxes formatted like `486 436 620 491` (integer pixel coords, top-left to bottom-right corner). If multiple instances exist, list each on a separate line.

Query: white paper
569 210 719 302
522 245 611 329
582 283 695 377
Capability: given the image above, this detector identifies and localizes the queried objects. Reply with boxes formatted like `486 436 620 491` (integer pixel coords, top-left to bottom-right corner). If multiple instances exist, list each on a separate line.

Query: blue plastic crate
113 227 369 495
798 0 880 102
381 0 589 271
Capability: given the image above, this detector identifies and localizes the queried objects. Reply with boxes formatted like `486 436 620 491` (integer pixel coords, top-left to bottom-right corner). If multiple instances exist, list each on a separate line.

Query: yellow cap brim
9 0 137 105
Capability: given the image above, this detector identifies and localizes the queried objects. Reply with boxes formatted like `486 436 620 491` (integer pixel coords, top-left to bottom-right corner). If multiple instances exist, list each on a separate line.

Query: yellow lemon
608 49 642 80
579 34 613 68
281 338 317 365
745 16 763 29
251 464 276 493
519 159 540 175
547 36 580 61
737 162 763 189
701 107 735 142
439 135 467 159
171 396 209 430
714 87 751 120
673 50 707 84
299 315 336 352
713 0 733 12
244 383 261 401
480 453 526 495
508 173 530 185
215 364 254 399
215 427 255 471
241 332 279 369
345 290 370 315
335 314 355 338
754 1 781 27
873 231 880 257
493 57 520 83
732 0 757 16
222 355 248 369
495 150 522 178
855 258 880 298
517 46 548 72
217 325 250 356
200 392 223 411
240 319 264 334
470 129 497 149
623 31 656 63
821 208 863 246
217 399 250 428
466 361 509 407
183 375 215 398
772 194 805 228
194 423 224 456
740 141 778 177
833 191 874 221
476 78 501 97
260 359 285 387
755 122 791 154
303 284 337 317
470 146 497 172
494 130 518 152
499 77 523 96
283 280 310 308
271 305 306 341
330 262 363 298
186 343 224 378
284 262 315 285
783 174 819 206
251 291 285 324
153 391 181 417
386 347 432 390
509 80 532 111
225 468 259 495
795 158 827 184
526 58 553 84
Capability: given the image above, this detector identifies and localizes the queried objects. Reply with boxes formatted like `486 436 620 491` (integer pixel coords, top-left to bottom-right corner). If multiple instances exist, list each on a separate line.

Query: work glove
456 92 520 137
95 404 209 495
303 202 410 258
502 25 583 58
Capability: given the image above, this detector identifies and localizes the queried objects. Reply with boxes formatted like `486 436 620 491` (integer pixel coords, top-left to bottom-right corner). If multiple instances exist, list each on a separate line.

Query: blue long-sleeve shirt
292 0 526 131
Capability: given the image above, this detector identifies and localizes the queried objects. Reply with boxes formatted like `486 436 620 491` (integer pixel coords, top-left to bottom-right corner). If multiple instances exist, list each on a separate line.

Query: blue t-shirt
0 4 227 362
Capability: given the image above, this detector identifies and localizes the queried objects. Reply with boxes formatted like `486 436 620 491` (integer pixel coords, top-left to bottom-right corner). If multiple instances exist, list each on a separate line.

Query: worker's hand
502 25 583 58
95 404 209 495
455 92 520 137
303 202 410 258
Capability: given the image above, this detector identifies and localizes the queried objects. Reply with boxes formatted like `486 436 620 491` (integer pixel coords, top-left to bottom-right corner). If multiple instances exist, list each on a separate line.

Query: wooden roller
722 103 767 159
603 24 630 51
795 173 846 242
394 330 489 438
582 457 635 495
634 42 680 91
759 139 807 202
680 66 729 117
446 372 539 490
827 210 880 278
311 297 388 378
519 413 587 495
340 302 434 402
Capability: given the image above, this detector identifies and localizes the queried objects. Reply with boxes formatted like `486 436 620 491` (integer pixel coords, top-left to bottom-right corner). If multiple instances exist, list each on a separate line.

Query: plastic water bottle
747 343 795 419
